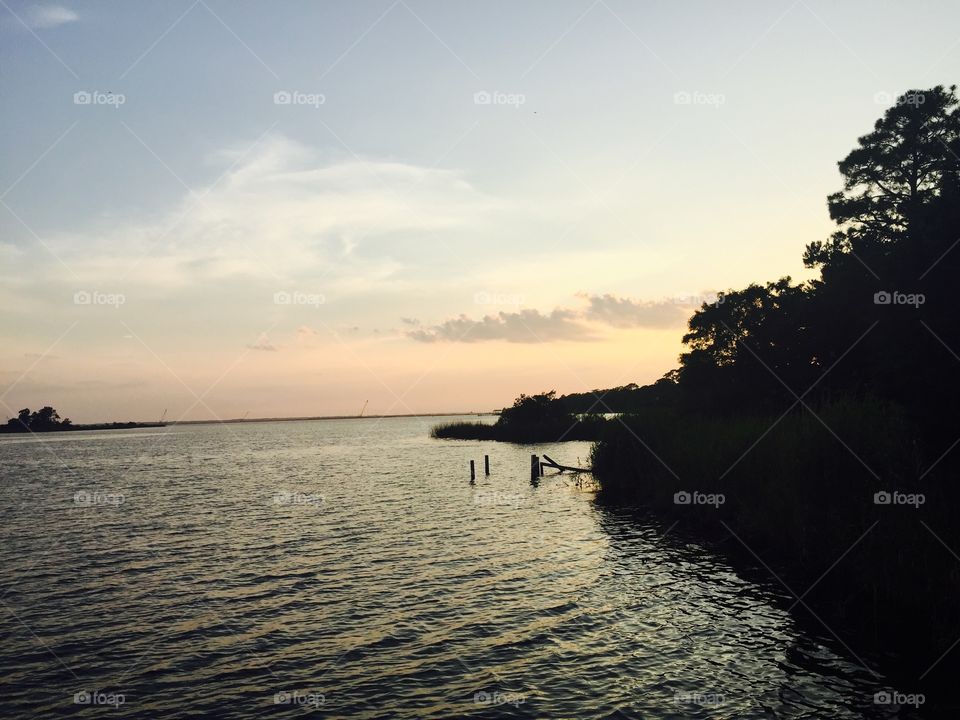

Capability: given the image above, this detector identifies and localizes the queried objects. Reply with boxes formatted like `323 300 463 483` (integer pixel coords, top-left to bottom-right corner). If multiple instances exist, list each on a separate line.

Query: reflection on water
0 417 923 718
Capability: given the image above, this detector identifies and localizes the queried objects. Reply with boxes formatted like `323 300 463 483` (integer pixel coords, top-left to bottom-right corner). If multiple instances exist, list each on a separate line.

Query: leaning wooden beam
541 454 592 473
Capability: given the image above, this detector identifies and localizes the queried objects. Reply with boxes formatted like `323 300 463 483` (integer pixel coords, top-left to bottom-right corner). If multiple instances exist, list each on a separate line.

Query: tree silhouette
674 85 960 436
497 391 564 428
3 406 72 432
805 85 959 274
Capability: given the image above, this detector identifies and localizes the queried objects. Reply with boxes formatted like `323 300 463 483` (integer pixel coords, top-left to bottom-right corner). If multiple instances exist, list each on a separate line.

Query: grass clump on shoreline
430 421 498 440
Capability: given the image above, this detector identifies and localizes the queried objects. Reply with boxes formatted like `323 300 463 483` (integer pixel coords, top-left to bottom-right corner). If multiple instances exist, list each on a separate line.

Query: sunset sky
2 0 959 421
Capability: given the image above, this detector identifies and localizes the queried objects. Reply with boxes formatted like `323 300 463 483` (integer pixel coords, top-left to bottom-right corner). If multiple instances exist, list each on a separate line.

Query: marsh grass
430 421 498 440
431 414 610 443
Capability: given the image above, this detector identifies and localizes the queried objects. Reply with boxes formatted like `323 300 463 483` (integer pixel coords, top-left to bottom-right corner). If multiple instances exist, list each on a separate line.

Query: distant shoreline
0 421 167 434
174 412 497 426
0 412 498 434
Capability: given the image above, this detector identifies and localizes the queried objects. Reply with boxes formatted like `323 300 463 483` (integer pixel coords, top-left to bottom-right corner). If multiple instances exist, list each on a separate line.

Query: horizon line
171 411 498 426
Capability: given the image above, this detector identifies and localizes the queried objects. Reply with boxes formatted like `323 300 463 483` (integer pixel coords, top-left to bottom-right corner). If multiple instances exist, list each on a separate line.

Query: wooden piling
530 454 539 482
484 454 490 475
470 459 476 482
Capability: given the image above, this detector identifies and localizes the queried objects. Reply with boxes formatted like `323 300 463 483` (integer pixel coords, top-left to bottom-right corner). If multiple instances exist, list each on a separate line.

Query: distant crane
241 410 250 421
159 408 167 423
359 400 369 417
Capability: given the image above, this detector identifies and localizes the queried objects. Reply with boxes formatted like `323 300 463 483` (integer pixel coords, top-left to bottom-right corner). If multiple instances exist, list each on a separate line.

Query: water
0 417 922 718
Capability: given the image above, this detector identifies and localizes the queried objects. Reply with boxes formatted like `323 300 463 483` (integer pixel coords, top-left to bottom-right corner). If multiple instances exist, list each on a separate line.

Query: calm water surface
0 417 922 718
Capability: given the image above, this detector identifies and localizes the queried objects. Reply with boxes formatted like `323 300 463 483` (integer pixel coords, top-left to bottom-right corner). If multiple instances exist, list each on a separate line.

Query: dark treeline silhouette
3 406 72 432
1 406 164 433
432 382 679 442
556 379 680 414
675 86 960 437
591 86 960 707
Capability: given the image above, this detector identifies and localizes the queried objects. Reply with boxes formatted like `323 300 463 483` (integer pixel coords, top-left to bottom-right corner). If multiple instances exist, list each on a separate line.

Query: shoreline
588 403 956 715
0 421 168 435
1 413 498 434
173 412 497 425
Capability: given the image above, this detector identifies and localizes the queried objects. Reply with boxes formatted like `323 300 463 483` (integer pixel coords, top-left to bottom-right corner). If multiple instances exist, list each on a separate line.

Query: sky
1 0 959 422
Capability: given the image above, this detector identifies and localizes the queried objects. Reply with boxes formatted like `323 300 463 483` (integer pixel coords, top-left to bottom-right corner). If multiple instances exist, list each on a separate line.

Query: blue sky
2 0 959 421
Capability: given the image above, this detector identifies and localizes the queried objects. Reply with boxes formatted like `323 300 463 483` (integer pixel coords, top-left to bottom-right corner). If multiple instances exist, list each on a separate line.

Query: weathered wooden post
484 454 490 476
530 454 539 482
470 460 476 482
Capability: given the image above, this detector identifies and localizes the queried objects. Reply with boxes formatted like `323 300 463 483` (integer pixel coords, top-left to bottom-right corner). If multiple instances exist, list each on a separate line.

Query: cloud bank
407 291 721 343
581 293 688 329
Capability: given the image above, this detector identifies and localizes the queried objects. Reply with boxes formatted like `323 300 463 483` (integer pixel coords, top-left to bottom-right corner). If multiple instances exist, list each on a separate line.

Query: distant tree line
1 407 163 433
555 379 679 414
433 391 607 442
3 406 72 433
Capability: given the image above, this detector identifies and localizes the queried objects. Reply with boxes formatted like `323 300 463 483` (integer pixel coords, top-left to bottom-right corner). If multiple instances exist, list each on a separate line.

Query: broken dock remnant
541 454 591 473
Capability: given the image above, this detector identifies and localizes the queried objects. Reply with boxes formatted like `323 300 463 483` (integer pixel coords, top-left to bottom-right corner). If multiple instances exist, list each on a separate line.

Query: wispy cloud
40 135 498 290
25 4 78 29
408 308 594 343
